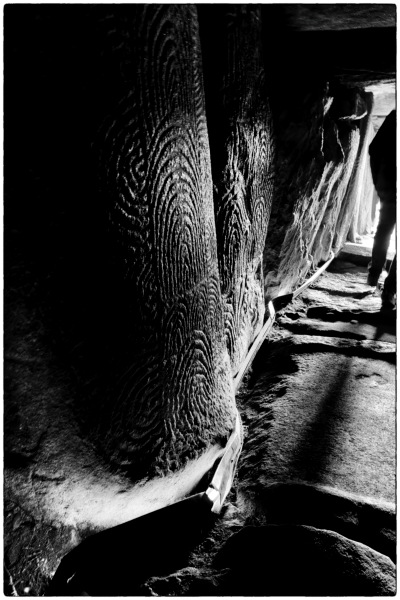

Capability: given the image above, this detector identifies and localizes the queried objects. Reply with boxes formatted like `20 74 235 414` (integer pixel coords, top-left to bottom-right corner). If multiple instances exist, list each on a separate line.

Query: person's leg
367 198 396 286
381 253 396 309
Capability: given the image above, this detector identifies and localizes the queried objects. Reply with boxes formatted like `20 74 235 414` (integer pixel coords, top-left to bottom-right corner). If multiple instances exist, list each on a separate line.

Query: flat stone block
240 339 395 504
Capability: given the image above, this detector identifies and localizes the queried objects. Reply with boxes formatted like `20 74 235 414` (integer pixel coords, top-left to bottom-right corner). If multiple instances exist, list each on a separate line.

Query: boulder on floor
214 524 396 596
252 482 396 563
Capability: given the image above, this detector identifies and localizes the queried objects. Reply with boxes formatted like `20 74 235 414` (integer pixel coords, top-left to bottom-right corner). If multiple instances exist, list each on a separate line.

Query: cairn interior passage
4 4 396 596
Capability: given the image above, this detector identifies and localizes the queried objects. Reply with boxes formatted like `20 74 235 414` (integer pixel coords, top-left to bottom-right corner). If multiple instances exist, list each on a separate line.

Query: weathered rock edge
240 481 396 563
214 524 396 595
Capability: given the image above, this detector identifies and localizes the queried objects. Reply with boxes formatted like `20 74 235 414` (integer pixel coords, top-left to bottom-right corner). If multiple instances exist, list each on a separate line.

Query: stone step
278 315 396 343
338 241 395 268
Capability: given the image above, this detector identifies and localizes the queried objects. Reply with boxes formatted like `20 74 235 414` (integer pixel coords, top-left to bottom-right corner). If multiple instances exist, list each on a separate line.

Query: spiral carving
199 5 275 373
95 5 235 477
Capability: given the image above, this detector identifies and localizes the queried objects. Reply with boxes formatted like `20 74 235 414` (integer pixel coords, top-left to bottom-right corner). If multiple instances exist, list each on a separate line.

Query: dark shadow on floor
286 355 352 485
46 493 218 596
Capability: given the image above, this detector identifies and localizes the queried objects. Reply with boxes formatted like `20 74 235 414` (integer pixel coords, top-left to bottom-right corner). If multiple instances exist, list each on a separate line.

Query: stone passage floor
137 254 396 596
42 252 396 595
240 340 395 503
239 256 395 506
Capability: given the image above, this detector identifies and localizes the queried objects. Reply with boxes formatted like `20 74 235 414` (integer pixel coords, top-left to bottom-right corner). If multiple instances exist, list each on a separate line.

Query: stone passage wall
4 4 387 595
5 2 237 483
333 92 374 251
199 5 275 374
348 105 376 241
258 6 379 300
262 83 372 299
4 6 243 593
90 4 238 477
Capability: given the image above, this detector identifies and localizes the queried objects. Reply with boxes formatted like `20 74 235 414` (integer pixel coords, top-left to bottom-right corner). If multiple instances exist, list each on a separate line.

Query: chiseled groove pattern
262 87 332 299
277 159 339 292
150 121 206 304
211 6 275 373
312 127 361 264
218 184 250 294
170 331 214 428
96 5 235 477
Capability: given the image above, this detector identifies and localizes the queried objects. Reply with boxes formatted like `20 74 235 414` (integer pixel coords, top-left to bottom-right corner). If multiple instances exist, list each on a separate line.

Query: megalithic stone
4 5 236 594
198 4 275 374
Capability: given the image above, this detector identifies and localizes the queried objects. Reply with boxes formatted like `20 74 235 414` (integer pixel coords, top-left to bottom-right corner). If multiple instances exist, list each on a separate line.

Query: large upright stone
199 5 275 374
263 82 365 298
5 6 236 594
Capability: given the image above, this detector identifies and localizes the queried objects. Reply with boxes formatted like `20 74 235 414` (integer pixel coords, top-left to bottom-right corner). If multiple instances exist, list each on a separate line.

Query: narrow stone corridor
134 247 396 596
239 247 395 504
4 5 396 595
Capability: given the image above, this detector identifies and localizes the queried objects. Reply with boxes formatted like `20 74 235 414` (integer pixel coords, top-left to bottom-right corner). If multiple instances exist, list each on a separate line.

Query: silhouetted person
367 109 396 309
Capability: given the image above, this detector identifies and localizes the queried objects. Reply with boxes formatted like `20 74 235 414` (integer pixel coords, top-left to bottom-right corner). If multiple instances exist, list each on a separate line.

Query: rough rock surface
213 524 396 596
259 5 395 300
263 81 370 299
258 2 395 299
28 234 395 598
244 482 396 564
283 4 396 31
310 117 360 266
239 258 396 505
349 127 375 241
238 338 395 503
44 499 246 596
261 6 395 88
5 5 396 596
138 567 228 597
333 93 374 251
367 82 396 133
279 316 395 343
199 5 275 373
128 254 395 597
339 240 395 267
5 6 238 594
299 261 390 313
